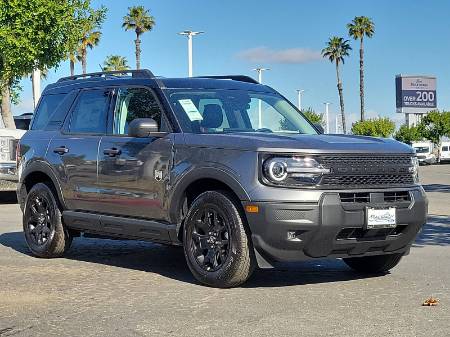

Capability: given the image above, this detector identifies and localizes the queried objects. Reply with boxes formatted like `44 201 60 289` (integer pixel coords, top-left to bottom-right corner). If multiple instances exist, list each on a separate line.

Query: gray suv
17 70 427 288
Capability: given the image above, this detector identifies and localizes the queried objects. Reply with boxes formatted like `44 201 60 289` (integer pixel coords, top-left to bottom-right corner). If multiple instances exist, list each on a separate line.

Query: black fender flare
20 160 67 210
168 166 250 224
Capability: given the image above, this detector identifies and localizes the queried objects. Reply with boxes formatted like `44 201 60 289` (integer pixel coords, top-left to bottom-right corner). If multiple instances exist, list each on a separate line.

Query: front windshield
414 146 430 153
165 89 318 135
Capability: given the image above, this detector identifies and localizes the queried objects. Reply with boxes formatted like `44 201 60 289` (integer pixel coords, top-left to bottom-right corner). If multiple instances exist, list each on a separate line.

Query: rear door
96 86 173 220
47 88 112 211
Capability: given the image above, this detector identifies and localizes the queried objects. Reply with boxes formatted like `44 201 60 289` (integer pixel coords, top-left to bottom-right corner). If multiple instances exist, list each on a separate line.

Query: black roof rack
57 69 155 82
194 75 259 84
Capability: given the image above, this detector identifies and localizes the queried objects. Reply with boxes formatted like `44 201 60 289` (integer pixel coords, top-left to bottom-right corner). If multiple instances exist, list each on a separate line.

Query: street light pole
296 89 305 110
323 102 331 134
252 67 270 129
178 30 204 77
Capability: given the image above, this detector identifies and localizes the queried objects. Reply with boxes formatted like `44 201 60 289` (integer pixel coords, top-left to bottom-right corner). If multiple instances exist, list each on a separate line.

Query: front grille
317 154 414 188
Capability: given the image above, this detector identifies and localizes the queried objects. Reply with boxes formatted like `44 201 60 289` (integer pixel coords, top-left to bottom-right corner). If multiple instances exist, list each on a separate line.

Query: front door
97 87 173 220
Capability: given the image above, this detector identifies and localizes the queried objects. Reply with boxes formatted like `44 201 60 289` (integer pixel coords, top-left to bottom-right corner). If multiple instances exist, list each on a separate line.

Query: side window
32 93 67 130
69 89 110 134
113 87 165 135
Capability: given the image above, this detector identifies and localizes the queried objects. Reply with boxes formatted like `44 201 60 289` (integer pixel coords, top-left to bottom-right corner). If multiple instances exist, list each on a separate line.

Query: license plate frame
365 207 397 230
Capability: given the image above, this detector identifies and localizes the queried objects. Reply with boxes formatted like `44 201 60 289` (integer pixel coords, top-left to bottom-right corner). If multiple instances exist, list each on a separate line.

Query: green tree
0 0 89 128
103 55 130 72
123 6 156 70
418 110 450 145
347 16 375 122
351 117 395 138
322 37 352 134
394 124 424 144
301 108 324 126
78 7 107 74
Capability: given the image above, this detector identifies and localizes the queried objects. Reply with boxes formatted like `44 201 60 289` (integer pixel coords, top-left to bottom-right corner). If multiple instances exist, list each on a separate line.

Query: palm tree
347 16 375 121
122 6 156 70
103 55 130 72
79 30 101 74
78 8 107 74
68 51 79 76
322 37 352 134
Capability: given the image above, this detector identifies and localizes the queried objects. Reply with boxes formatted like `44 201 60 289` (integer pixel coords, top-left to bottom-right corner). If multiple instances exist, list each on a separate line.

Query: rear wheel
343 253 403 274
183 191 255 288
23 183 72 258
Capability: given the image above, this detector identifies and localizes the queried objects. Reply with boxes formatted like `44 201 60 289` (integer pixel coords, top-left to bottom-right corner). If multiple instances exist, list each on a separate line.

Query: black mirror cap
128 118 159 137
314 123 325 134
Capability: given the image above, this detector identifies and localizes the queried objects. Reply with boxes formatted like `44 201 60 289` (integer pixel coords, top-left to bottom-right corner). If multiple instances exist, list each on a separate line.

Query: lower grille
336 225 407 241
384 191 411 202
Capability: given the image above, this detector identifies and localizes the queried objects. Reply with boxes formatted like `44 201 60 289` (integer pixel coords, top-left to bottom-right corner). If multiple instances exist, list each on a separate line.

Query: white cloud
237 47 323 64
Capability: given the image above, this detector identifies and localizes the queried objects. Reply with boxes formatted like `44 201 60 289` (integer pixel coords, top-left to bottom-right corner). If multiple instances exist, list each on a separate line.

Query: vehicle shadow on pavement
413 215 450 247
423 183 450 193
0 191 18 204
0 231 378 287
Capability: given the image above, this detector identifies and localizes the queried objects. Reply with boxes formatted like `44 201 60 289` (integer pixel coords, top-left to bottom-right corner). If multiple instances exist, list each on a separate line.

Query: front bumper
0 162 18 181
244 187 428 265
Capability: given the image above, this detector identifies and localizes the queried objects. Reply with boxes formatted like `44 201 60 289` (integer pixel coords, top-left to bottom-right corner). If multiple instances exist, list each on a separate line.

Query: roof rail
57 69 155 82
194 75 259 84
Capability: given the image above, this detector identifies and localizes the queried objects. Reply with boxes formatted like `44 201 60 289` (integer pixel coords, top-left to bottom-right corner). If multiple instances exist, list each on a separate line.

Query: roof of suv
43 70 277 95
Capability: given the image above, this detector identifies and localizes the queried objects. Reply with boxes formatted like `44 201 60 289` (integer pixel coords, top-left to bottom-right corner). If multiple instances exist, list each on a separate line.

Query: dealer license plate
366 208 396 229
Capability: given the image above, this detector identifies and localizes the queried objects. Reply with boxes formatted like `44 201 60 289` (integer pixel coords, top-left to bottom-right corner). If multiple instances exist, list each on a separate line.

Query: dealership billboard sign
396 75 437 113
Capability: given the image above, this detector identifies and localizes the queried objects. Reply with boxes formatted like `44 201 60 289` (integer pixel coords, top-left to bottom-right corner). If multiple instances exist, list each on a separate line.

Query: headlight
410 156 419 183
263 156 330 186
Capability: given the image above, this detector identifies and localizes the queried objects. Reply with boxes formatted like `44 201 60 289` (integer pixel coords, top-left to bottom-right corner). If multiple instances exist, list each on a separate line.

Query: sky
12 0 450 130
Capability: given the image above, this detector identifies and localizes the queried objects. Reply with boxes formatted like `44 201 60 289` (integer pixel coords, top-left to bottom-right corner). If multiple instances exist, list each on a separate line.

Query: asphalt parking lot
0 165 449 337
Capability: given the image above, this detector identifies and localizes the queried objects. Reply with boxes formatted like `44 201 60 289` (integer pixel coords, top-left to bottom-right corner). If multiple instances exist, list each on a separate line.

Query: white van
440 142 450 163
411 141 436 165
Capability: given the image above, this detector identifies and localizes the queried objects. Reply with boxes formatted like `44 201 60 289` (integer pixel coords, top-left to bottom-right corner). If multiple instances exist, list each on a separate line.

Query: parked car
411 141 436 165
0 113 32 190
440 141 450 163
17 70 427 288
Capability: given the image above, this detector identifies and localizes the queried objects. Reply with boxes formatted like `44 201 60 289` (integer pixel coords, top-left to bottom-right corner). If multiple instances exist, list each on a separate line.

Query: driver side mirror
128 118 159 138
314 123 325 134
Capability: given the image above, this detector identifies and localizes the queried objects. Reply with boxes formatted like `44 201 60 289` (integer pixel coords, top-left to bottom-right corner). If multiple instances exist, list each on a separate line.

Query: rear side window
69 89 110 134
32 94 67 130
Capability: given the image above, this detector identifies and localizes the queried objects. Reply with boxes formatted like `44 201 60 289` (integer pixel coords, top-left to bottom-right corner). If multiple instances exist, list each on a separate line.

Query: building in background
396 75 437 126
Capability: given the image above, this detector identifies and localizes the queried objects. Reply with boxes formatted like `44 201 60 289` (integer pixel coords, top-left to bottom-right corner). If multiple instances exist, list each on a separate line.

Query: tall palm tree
347 16 375 121
68 51 79 76
322 37 352 134
103 55 130 72
122 6 156 70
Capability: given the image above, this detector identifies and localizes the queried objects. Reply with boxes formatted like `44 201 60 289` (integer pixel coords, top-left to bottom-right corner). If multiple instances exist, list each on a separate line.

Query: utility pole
178 30 204 77
296 89 305 111
31 69 41 109
323 102 331 134
252 67 270 129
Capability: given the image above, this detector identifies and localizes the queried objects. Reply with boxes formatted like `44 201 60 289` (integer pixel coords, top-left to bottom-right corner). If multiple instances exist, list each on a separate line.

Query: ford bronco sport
17 70 427 288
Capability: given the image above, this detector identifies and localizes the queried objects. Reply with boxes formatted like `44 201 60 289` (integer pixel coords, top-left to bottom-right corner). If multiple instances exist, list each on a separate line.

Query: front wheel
343 253 403 274
23 183 72 258
183 191 255 288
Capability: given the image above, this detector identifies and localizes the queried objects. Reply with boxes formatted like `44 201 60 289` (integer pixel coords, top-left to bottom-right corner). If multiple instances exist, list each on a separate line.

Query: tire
183 191 255 288
343 253 403 274
23 183 72 258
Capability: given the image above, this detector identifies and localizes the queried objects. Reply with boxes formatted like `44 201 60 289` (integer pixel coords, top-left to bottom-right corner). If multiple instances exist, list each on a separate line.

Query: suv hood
183 133 414 154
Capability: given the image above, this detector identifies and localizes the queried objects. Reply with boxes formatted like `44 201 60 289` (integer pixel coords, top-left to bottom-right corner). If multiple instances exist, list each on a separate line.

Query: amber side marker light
245 205 259 213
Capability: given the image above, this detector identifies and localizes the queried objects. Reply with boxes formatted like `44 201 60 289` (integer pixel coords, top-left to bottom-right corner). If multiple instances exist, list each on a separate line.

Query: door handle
53 146 69 155
103 148 122 157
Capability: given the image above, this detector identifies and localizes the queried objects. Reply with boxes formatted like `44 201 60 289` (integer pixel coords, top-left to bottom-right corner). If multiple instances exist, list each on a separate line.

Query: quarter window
69 90 110 134
32 94 67 130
